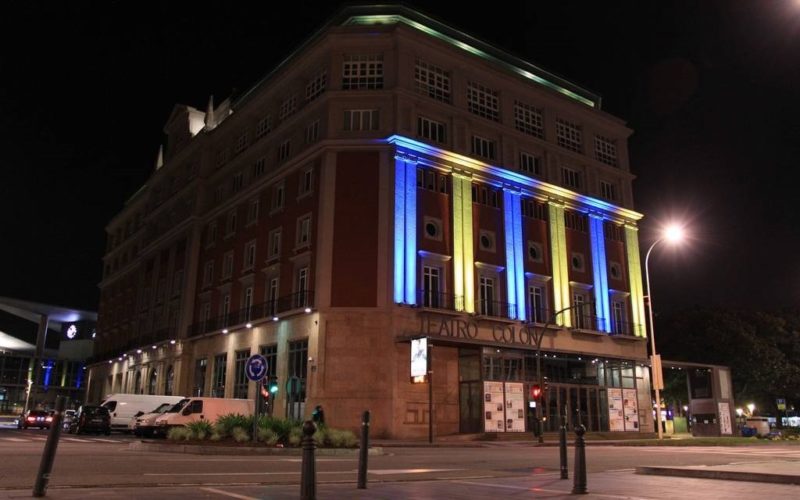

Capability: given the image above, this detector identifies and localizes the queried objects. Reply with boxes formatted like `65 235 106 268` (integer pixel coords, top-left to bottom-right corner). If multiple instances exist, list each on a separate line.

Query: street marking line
91 438 123 443
62 438 94 442
450 480 652 499
605 468 635 472
144 471 351 476
199 487 260 500
366 468 463 475
1 437 29 442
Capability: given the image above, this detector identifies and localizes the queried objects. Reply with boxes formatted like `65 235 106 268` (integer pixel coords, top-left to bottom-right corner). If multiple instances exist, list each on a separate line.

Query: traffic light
530 384 542 401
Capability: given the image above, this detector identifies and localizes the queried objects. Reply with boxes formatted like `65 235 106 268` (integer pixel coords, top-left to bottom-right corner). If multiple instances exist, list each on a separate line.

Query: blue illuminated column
503 189 526 320
393 153 417 304
588 214 611 332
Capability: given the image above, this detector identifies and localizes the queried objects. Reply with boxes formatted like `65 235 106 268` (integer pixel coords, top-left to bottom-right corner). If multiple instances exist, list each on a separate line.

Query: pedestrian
312 405 325 426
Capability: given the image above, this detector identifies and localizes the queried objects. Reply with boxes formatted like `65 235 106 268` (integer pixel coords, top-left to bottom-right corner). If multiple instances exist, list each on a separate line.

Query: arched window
134 370 142 394
148 369 158 395
165 365 174 396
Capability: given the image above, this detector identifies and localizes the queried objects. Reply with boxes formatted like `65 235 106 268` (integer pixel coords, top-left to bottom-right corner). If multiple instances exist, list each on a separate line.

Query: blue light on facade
393 155 417 305
589 215 611 332
503 190 526 320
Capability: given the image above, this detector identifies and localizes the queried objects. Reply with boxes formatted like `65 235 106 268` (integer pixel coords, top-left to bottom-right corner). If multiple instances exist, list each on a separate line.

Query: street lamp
644 223 685 440
747 403 756 416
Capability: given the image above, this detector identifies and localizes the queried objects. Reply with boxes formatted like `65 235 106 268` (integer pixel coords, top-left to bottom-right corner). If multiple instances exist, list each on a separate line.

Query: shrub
313 427 329 447
187 420 213 440
167 426 190 441
328 429 358 448
216 414 251 438
257 427 280 445
231 426 250 443
288 425 303 446
209 431 223 442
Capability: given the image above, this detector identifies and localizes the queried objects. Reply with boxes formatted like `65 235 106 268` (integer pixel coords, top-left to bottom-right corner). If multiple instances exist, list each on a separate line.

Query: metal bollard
300 420 317 500
559 406 568 480
33 395 67 497
572 424 588 494
357 410 370 489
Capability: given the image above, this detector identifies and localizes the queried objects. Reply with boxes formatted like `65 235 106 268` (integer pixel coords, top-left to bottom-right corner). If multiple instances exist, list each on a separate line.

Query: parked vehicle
17 410 52 430
61 410 77 431
154 398 254 434
129 400 188 437
101 394 186 431
70 405 111 435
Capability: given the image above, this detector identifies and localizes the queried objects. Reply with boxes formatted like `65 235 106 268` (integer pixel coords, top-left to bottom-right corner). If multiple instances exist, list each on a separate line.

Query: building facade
87 6 653 438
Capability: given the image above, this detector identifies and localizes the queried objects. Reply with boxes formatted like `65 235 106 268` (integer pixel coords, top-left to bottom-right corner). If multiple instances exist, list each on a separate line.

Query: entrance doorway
542 385 606 432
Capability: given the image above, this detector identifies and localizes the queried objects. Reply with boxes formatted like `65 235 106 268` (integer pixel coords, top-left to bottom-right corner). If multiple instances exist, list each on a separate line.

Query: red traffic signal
530 384 542 400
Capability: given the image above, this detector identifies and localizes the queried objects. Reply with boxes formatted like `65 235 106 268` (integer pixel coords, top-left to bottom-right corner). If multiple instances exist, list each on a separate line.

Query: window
216 147 230 168
221 293 231 326
296 267 310 308
561 166 582 190
417 116 446 143
479 230 496 252
528 284 547 323
234 132 249 154
595 135 617 166
612 300 627 335
514 101 544 138
572 292 589 329
253 157 266 178
279 95 297 120
267 228 282 260
604 221 624 242
234 349 250 399
232 172 244 193
414 59 450 103
479 276 496 316
164 365 174 396
471 135 496 160
247 198 260 224
527 241 543 263
344 109 379 131
299 168 313 196
600 180 618 201
271 181 285 211
222 252 234 279
214 185 225 203
609 262 622 280
422 265 441 308
467 82 499 121
286 339 308 420
305 70 327 101
521 198 547 220
202 261 214 287
148 369 157 395
225 210 237 236
564 211 588 232
296 215 311 248
423 216 442 241
260 345 278 385
472 184 500 208
267 277 279 315
556 118 582 153
305 120 320 143
193 358 207 397
243 241 256 271
519 151 542 176
278 140 291 162
571 252 585 272
207 222 217 246
342 54 383 90
256 115 272 138
212 353 227 397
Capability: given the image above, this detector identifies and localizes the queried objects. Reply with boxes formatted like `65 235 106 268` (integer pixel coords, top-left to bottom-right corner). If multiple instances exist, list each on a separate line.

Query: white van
154 397 254 432
129 399 189 436
101 394 187 431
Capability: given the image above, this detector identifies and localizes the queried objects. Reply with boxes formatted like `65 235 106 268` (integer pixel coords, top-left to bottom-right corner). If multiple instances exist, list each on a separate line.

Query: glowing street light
747 403 756 415
645 223 687 440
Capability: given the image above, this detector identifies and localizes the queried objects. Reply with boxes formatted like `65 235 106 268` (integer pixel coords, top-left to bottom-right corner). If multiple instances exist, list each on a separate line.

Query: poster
622 388 639 431
483 381 506 432
410 338 427 378
607 388 624 432
718 402 732 435
504 383 525 432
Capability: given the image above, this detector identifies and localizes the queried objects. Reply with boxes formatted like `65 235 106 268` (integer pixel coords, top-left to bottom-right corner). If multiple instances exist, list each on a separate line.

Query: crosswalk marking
62 437 101 443
1 437 27 442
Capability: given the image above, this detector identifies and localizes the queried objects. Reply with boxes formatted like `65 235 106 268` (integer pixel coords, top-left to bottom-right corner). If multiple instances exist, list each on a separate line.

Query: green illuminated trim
344 14 598 108
624 225 647 338
548 202 571 327
452 173 475 313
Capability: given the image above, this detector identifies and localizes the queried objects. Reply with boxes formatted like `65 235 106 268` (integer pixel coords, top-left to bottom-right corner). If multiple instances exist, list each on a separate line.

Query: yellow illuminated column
624 224 647 337
452 173 475 313
547 201 571 326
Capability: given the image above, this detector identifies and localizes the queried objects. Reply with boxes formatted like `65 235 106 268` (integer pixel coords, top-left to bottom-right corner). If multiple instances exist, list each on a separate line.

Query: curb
129 441 384 456
635 466 800 485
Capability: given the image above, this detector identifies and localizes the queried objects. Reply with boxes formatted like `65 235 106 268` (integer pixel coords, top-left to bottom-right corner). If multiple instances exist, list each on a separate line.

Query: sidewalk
637 460 800 485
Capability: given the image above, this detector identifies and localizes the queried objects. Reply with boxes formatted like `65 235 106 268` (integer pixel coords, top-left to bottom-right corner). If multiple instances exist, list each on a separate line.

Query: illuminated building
88 5 653 437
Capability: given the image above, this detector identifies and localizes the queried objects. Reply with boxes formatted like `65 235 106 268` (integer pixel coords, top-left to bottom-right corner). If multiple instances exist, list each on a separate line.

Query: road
1 428 799 498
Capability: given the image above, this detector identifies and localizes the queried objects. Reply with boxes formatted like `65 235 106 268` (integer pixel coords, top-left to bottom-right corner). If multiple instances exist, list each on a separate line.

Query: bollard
300 420 317 500
33 395 66 497
559 406 568 480
572 424 587 494
357 410 370 489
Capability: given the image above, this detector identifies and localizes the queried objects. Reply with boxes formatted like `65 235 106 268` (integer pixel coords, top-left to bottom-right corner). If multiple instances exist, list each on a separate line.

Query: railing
610 320 643 337
526 307 553 325
417 290 463 312
477 299 517 320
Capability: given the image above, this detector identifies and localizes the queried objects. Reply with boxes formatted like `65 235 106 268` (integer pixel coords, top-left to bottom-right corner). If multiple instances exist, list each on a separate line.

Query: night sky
2 1 799 314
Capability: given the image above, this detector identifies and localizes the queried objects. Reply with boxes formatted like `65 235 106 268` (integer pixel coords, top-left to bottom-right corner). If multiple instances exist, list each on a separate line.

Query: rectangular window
260 345 278 383
216 147 230 168
203 261 214 287
253 157 266 178
271 181 285 211
299 168 313 196
344 109 379 131
234 132 249 154
564 211 588 232
206 222 217 247
467 82 500 121
279 95 297 120
604 221 624 242
562 166 582 190
287 339 308 380
414 59 451 103
514 101 544 138
521 198 547 221
572 292 588 329
342 54 383 90
612 300 627 335
278 140 291 162
595 135 618 166
214 185 225 203
255 115 272 138
305 70 327 101
226 210 237 236
222 252 234 279
305 120 320 144
221 294 231 326
528 285 547 323
267 228 282 260
267 277 279 315
479 276 496 316
243 287 253 322
247 199 260 224
471 135 496 160
600 180 618 201
417 116 446 143
519 151 542 176
422 265 441 308
212 353 227 398
296 215 311 247
232 171 244 193
193 358 207 397
234 350 250 399
243 241 256 271
556 118 582 153
296 267 309 308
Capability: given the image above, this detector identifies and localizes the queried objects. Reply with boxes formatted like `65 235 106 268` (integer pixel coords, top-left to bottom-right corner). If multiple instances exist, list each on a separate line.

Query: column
623 224 647 338
452 173 474 313
503 189 526 320
547 202 571 326
393 154 417 304
588 214 611 332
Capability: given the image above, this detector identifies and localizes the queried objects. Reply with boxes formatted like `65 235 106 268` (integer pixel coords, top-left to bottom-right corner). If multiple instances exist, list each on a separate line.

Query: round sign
245 354 268 382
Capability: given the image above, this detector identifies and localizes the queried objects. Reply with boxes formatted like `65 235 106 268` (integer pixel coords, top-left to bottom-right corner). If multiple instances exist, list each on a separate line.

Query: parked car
129 400 188 437
70 405 111 435
17 410 52 430
61 409 77 431
154 397 254 435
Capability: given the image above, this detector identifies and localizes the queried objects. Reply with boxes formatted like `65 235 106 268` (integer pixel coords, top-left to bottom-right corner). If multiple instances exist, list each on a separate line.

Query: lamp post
644 224 684 440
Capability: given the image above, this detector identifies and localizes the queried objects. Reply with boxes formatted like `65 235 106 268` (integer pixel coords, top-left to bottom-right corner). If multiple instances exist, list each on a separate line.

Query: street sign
777 398 786 411
245 354 268 382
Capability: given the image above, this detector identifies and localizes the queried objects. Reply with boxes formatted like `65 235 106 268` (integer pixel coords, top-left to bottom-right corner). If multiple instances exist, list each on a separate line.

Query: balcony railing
610 320 643 337
417 290 463 312
477 299 517 320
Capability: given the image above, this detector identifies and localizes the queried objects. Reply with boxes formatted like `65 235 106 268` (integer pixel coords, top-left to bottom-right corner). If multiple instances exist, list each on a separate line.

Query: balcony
477 299 517 320
417 290 463 312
